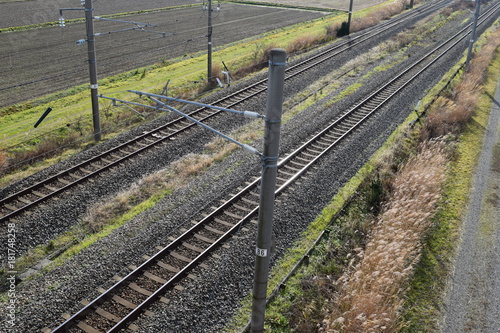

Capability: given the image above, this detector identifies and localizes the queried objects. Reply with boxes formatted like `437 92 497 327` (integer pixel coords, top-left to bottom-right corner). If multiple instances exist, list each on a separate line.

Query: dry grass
1 130 82 177
0 150 8 170
83 120 261 232
320 19 500 333
350 1 406 33
422 28 500 140
234 0 412 79
82 153 212 232
233 44 278 79
322 141 447 333
286 34 322 54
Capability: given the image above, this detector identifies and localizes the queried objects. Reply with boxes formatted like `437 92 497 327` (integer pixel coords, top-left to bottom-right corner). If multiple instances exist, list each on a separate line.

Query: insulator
80 0 85 6
216 4 221 12
59 17 65 27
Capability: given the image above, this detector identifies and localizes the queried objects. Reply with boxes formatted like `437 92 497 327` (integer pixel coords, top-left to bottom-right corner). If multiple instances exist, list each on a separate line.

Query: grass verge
400 24 500 332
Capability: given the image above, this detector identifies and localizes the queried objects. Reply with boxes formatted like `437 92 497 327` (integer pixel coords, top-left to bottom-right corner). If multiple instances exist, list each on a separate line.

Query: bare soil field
0 0 201 29
0 3 328 108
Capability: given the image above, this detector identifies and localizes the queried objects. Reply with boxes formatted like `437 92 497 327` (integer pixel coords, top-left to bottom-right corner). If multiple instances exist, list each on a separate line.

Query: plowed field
0 3 328 107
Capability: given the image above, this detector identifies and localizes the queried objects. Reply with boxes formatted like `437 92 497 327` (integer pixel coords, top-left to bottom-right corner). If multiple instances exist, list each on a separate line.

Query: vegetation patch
401 23 500 332
229 0 341 12
226 10 500 333
324 141 447 332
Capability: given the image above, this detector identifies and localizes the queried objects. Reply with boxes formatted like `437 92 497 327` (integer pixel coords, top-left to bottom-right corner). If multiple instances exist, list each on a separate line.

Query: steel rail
49 3 500 331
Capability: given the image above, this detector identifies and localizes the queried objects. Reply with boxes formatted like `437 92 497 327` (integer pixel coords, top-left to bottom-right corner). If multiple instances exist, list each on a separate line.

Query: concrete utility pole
251 48 286 333
85 0 101 141
466 0 481 70
207 0 213 85
347 0 354 35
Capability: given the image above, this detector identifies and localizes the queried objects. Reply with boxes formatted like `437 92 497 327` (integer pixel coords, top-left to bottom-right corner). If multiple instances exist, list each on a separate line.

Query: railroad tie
69 173 80 180
58 178 71 185
79 167 93 174
182 242 205 253
223 211 244 220
4 204 18 211
157 260 181 273
76 321 100 333
204 225 225 235
276 176 288 183
194 233 215 244
112 294 137 309
278 169 296 177
17 197 31 205
144 271 167 284
214 217 234 227
241 196 259 205
129 283 153 296
169 251 192 263
95 306 120 323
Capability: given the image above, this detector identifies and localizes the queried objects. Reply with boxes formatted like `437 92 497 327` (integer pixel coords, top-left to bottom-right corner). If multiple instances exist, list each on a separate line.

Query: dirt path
441 79 500 332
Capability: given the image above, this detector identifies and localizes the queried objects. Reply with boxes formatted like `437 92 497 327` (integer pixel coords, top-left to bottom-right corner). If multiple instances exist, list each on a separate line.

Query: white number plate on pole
256 247 267 257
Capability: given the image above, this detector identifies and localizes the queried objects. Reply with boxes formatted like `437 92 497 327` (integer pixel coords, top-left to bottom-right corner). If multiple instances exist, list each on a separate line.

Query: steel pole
207 0 213 85
347 0 354 35
251 48 286 333
85 0 101 141
465 0 481 70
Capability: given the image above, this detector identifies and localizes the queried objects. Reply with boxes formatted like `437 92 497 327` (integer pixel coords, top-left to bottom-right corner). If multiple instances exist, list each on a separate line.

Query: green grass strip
228 0 340 12
400 41 500 333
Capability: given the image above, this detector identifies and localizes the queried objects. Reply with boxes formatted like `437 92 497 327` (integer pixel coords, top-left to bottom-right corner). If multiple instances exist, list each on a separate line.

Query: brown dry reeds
0 150 8 171
350 1 406 34
286 34 320 54
323 141 447 333
421 27 500 140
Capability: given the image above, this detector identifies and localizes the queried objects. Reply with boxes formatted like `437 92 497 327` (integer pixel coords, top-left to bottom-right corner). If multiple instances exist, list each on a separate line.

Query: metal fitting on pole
251 48 286 333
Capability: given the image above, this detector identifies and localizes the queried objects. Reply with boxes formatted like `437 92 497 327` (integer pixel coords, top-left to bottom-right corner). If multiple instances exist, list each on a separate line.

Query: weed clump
323 142 447 332
422 27 500 140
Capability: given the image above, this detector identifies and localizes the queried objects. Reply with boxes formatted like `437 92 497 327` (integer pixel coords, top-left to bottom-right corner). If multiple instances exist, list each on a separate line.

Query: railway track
0 0 446 225
48 3 500 332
